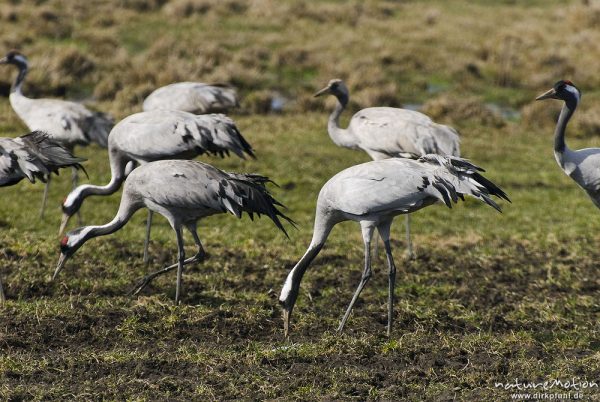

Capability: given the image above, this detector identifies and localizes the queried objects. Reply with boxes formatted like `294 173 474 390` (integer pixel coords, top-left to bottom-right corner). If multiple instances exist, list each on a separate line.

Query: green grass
1 0 600 400
1 112 599 400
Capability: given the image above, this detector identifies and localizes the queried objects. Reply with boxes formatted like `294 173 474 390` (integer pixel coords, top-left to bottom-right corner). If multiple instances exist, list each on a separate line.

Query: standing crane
59 110 255 264
314 79 461 258
279 155 509 337
0 130 85 302
54 159 294 304
536 80 600 208
0 50 113 217
143 82 239 114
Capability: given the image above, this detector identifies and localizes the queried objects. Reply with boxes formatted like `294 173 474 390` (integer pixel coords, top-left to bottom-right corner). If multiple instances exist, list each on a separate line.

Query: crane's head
314 78 349 99
59 190 85 235
0 50 28 69
54 228 91 280
536 80 581 104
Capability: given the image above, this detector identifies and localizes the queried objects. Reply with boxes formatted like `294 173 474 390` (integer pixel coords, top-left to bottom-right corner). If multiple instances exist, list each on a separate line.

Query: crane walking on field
54 159 294 304
536 80 600 208
0 51 113 217
59 110 254 264
314 79 461 258
143 82 239 114
0 131 85 302
279 155 509 337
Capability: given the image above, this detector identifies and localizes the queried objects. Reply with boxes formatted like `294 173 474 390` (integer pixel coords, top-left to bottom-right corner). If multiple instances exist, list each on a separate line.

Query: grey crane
0 130 85 302
0 50 113 217
59 109 255 264
536 80 600 208
314 79 461 258
279 154 509 337
142 82 239 114
54 159 293 304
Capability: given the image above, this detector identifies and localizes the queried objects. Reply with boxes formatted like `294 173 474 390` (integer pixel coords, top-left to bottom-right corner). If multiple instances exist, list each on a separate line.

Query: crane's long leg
131 223 206 296
377 219 396 337
337 221 375 333
174 226 185 305
40 175 51 218
143 211 153 265
405 214 414 259
0 275 5 303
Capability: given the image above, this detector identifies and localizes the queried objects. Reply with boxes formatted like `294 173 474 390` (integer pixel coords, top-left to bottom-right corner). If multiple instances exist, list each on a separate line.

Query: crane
279 154 509 337
59 109 254 264
0 130 85 302
143 82 238 114
315 78 461 258
0 50 113 217
536 80 600 208
54 159 294 304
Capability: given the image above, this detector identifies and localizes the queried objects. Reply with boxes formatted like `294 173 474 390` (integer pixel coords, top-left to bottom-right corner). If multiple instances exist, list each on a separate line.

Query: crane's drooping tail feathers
195 116 255 159
218 172 295 237
83 111 114 148
20 131 87 181
419 154 510 211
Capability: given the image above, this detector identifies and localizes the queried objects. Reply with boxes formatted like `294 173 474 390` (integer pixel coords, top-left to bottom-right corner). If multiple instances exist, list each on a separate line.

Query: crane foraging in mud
280 154 509 337
55 159 294 305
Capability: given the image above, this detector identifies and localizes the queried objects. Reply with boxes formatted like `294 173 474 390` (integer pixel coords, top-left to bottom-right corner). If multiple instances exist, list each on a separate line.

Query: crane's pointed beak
536 88 557 101
313 86 330 97
53 253 68 280
59 213 70 236
0 57 7 65
282 307 291 338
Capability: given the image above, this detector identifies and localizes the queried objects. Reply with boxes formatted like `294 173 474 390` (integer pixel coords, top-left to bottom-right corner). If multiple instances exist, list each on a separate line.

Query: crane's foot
129 252 207 296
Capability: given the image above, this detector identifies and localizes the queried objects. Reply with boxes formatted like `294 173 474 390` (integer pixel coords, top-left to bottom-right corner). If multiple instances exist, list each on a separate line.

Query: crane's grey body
536 81 600 208
60 110 254 263
0 51 113 217
0 131 84 303
142 82 238 114
55 160 293 304
279 155 508 336
315 79 460 257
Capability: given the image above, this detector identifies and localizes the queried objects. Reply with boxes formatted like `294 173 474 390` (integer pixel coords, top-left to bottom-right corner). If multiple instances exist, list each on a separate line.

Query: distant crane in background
279 154 508 337
536 80 600 209
55 159 294 305
143 82 239 114
0 130 85 303
314 78 461 258
0 50 113 218
59 110 255 264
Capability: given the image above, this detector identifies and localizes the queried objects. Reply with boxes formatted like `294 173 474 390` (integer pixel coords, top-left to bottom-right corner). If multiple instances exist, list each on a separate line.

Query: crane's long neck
280 207 336 309
11 64 27 95
83 194 141 240
554 98 577 156
66 154 129 211
327 93 357 149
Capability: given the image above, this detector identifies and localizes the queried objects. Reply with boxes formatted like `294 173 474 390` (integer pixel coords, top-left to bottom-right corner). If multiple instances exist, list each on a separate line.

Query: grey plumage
279 155 508 337
59 110 255 262
0 131 85 187
143 82 239 114
55 159 293 304
0 50 114 216
0 130 84 303
314 78 461 257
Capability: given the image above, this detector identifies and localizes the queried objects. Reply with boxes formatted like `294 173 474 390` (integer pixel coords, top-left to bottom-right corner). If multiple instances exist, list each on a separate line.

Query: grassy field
1 0 600 400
